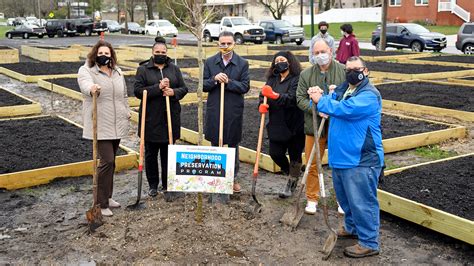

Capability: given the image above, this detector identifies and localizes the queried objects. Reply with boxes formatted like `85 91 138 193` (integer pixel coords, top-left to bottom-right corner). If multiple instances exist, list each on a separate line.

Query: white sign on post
167 145 235 194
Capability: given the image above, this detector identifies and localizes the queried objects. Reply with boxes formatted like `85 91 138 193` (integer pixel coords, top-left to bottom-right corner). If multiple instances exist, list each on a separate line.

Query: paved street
0 32 462 55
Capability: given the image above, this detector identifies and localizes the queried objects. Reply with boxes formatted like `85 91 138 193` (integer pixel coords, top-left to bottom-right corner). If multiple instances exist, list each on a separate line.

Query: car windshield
158 21 173 26
231 18 251 26
404 24 430 34
272 20 293 28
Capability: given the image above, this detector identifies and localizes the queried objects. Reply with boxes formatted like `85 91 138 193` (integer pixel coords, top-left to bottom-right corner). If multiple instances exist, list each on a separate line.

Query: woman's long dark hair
87 40 117 68
265 51 302 80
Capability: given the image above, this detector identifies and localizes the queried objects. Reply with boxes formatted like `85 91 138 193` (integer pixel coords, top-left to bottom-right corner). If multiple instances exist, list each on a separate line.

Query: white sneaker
108 198 121 208
337 205 345 215
101 208 113 217
305 201 318 215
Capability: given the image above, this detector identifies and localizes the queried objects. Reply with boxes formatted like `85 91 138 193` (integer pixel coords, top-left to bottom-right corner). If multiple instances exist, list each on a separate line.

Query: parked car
5 24 46 39
103 20 121 33
122 22 145 35
259 20 304 45
45 19 77 37
371 23 447 52
72 18 108 36
203 16 265 44
7 18 15 26
455 22 474 55
145 20 178 37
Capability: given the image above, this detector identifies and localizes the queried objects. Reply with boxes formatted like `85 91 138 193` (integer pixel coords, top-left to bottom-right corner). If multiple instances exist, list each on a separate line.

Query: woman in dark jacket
259 51 304 198
134 37 188 200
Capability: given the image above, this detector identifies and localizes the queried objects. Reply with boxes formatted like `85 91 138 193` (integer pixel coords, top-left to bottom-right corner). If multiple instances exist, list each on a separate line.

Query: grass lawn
304 22 460 42
0 26 13 39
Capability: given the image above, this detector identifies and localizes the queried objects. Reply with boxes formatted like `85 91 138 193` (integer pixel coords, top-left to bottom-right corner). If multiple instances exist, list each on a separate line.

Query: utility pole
124 0 128 33
300 0 303 27
380 0 388 50
38 0 42 26
310 0 314 37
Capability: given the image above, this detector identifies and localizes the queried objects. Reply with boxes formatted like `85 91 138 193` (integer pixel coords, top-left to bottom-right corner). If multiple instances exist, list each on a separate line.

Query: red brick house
387 0 473 26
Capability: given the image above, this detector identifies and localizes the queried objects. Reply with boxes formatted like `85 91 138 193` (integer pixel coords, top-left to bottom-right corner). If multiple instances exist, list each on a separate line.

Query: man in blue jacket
203 31 250 202
308 56 384 258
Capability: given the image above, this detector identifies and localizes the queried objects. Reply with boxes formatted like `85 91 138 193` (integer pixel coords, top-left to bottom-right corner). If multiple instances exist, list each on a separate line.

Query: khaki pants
305 135 327 202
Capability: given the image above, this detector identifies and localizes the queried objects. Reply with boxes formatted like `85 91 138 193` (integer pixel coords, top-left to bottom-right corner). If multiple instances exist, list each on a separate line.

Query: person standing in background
309 21 336 64
336 24 360 64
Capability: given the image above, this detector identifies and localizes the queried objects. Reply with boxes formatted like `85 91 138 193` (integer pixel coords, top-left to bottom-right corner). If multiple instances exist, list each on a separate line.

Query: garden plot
20 45 80 62
0 46 19 64
0 62 135 83
379 153 474 245
365 61 474 80
0 87 42 117
359 48 429 61
409 54 474 68
38 75 201 107
377 80 474 122
176 98 465 172
0 115 137 190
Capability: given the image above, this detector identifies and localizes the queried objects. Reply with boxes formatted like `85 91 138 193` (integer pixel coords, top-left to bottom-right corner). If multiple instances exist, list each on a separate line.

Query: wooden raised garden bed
404 54 474 68
0 115 137 190
366 61 474 80
0 86 42 118
379 153 474 245
119 57 202 69
0 62 135 83
0 46 19 64
140 98 465 172
377 80 474 122
38 75 203 107
360 48 431 61
20 45 80 62
447 76 474 86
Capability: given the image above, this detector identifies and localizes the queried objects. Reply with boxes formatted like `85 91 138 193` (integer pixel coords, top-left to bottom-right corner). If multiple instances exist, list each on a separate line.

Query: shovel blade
279 204 304 229
321 232 338 260
86 204 103 233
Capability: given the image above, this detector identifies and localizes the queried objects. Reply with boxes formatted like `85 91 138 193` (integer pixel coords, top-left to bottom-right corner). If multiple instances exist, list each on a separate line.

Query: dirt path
0 74 473 264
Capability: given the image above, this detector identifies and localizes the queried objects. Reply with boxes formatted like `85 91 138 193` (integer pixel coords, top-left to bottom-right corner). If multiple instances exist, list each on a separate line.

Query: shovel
244 88 269 219
310 102 337 260
86 91 104 232
279 115 326 229
127 90 148 210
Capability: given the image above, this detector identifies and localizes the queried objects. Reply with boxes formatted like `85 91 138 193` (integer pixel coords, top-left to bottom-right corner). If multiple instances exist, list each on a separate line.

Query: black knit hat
273 51 289 61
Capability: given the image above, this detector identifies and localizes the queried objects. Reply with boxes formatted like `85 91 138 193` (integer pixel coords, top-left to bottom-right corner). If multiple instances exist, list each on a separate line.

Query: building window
390 0 401 6
415 0 428 5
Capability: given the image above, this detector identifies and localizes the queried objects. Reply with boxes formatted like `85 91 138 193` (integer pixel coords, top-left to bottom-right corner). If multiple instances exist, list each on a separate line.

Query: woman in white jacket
78 40 130 217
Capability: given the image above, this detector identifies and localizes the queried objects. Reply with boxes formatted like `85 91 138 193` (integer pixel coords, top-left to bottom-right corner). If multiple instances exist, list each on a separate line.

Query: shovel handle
253 96 267 176
311 101 327 198
92 91 98 207
219 82 225 147
139 90 147 170
165 95 173 145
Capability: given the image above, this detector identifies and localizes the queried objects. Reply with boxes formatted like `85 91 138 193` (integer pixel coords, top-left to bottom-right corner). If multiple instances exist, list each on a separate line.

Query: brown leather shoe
343 244 379 258
233 182 241 193
337 228 358 239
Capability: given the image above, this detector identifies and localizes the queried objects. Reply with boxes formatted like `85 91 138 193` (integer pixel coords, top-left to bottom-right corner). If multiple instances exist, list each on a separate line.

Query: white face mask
315 53 330 66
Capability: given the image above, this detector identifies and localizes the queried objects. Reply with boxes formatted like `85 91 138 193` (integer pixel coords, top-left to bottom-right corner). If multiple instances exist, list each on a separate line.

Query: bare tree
126 0 139 22
165 0 216 223
144 0 153 19
379 0 388 50
324 0 331 10
257 0 296 20
318 0 323 12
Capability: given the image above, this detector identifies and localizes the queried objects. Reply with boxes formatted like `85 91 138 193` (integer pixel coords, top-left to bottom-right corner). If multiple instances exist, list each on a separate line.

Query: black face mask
346 69 365 85
154 54 167 65
96 55 111 66
320 29 327 35
274 62 289 75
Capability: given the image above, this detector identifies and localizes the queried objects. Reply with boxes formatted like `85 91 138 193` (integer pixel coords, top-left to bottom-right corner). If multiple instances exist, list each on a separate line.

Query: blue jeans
332 166 382 250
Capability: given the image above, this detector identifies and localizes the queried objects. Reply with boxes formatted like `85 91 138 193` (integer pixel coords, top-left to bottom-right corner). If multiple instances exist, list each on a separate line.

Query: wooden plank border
379 153 474 245
0 87 42 118
0 115 138 190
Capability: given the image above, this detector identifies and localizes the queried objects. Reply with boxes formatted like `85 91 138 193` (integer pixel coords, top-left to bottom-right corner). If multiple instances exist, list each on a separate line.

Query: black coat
134 57 188 143
203 52 250 145
260 73 304 142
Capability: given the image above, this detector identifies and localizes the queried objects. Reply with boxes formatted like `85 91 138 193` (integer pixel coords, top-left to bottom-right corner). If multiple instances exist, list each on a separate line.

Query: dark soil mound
32 46 64 50
47 76 199 95
360 49 410 57
415 55 474 64
0 46 14 50
180 99 447 152
244 54 308 63
0 62 85 75
379 155 473 220
460 76 474 81
0 116 126 174
268 45 308 51
366 61 469 74
377 81 474 112
0 88 31 107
